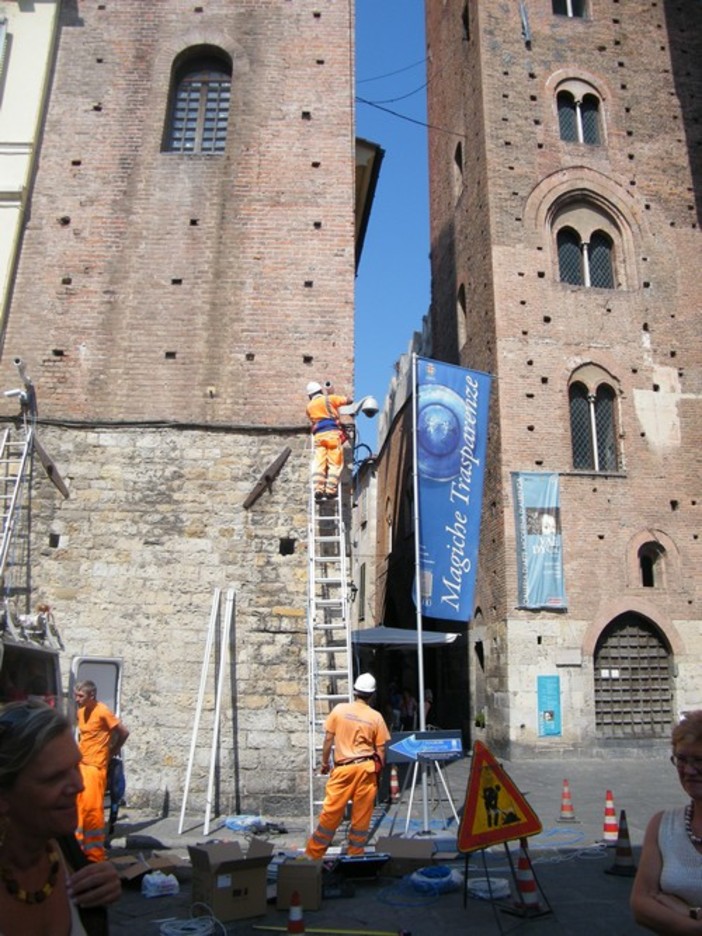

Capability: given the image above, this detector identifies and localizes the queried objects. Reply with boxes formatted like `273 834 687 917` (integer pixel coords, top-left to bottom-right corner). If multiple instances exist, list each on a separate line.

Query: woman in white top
0 701 121 935
631 710 702 932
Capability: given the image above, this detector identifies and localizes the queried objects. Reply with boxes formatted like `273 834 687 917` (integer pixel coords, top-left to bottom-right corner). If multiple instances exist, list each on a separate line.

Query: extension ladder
306 477 353 830
0 425 34 613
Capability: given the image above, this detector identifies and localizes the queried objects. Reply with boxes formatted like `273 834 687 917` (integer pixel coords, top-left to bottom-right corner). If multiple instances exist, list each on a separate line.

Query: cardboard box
276 858 323 911
188 838 273 922
374 837 435 877
110 851 188 882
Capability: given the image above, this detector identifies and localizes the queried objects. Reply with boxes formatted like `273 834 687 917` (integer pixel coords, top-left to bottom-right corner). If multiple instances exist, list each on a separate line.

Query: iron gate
594 613 673 738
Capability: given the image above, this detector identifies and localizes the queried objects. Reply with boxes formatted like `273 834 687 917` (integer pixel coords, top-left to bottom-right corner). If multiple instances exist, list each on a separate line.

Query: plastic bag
409 865 462 895
141 871 180 898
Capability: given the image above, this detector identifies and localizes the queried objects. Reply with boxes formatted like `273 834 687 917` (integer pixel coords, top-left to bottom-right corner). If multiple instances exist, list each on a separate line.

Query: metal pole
410 354 430 831
179 588 220 834
205 587 234 835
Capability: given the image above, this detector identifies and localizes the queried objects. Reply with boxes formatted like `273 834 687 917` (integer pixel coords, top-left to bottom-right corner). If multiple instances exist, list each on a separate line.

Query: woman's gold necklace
0 843 61 904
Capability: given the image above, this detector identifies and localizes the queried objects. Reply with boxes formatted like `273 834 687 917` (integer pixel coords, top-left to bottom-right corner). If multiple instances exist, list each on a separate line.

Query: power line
357 57 427 84
355 96 467 139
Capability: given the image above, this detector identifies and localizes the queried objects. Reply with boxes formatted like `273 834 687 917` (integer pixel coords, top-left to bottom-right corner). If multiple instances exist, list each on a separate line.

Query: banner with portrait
414 357 492 623
512 471 567 609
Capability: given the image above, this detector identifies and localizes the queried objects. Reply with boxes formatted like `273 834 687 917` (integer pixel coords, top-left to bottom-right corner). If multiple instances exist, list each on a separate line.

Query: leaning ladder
306 475 352 831
0 425 34 597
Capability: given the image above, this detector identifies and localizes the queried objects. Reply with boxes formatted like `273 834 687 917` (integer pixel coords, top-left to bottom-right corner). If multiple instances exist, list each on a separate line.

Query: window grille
166 55 231 154
553 0 586 17
557 93 577 142
589 231 614 288
558 228 583 285
569 384 593 468
569 381 618 471
581 95 600 144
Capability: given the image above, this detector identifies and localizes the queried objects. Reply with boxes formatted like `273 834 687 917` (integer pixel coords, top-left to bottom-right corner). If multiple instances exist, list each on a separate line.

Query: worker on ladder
306 381 352 502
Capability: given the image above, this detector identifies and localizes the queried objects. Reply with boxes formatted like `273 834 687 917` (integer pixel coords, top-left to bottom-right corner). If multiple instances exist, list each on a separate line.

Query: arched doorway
594 612 673 738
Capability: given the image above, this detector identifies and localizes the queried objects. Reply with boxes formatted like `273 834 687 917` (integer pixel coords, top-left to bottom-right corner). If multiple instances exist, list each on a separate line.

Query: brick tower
424 1 701 755
0 1 356 812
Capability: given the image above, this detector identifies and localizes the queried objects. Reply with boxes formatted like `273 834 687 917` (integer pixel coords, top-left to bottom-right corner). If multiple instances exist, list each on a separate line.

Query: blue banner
415 357 492 623
512 471 567 609
537 675 562 737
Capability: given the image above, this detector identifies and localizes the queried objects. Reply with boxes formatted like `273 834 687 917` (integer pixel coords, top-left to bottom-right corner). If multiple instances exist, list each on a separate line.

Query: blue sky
354 0 429 453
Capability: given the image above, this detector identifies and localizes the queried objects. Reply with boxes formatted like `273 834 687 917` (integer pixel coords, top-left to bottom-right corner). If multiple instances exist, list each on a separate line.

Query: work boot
315 491 325 503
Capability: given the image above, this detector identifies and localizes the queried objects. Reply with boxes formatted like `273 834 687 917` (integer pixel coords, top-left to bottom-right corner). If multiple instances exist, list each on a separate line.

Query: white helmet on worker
306 381 322 396
353 673 376 695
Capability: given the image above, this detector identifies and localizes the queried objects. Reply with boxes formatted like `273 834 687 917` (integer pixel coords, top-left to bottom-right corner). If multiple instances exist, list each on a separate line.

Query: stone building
0 0 369 815
376 0 701 757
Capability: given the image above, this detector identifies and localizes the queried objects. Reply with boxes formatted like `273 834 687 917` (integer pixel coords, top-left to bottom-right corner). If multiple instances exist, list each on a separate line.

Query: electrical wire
158 903 227 935
358 57 427 84
355 96 467 139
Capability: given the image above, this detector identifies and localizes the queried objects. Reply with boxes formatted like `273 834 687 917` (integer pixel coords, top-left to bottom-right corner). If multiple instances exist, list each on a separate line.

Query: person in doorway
631 710 702 932
305 673 390 858
423 688 434 726
306 381 352 502
399 689 418 731
0 700 121 936
74 681 129 862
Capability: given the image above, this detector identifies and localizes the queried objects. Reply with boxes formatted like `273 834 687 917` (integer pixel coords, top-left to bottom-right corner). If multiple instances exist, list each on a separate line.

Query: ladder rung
313 643 347 652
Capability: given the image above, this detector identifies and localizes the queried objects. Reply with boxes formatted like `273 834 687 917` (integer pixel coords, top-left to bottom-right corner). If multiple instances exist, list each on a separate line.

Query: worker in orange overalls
306 381 352 502
74 680 129 861
305 673 390 858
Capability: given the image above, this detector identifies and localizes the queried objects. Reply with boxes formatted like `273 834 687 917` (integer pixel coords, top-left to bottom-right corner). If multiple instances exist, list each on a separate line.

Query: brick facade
0 0 356 813
415 0 701 755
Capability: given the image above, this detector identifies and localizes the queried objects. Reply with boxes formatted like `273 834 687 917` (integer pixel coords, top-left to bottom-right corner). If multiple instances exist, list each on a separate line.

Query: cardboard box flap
375 836 435 859
246 838 274 861
111 852 188 882
188 841 244 870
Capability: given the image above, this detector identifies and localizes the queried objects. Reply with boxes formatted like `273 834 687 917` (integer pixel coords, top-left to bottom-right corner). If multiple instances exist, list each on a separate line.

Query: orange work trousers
76 763 108 862
305 762 377 858
312 431 345 497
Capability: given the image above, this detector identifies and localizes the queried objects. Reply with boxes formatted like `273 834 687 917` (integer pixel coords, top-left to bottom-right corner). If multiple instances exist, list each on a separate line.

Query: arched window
638 542 666 588
557 227 582 284
165 49 232 154
553 0 586 17
557 225 614 288
569 374 619 472
557 90 601 144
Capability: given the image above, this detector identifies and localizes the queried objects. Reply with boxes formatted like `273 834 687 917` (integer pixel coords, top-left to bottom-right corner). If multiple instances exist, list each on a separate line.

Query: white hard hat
354 673 376 694
306 381 322 395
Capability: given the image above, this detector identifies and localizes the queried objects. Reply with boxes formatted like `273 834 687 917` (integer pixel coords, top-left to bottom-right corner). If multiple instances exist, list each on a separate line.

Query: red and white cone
390 765 400 803
557 779 577 822
287 890 305 934
514 841 541 910
603 790 618 844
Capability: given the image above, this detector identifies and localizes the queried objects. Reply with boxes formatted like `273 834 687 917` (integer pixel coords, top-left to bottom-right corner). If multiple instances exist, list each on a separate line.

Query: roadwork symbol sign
457 740 542 853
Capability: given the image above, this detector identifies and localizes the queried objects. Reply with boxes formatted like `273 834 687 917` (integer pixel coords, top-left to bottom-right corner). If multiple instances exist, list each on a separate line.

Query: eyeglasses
670 754 702 772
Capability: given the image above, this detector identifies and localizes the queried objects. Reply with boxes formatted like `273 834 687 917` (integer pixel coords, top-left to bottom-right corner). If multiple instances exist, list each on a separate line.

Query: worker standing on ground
74 680 129 862
306 381 352 502
305 673 390 858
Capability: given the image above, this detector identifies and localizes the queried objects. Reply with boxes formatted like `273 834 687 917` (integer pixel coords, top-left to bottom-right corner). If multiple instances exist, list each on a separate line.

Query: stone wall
26 424 313 814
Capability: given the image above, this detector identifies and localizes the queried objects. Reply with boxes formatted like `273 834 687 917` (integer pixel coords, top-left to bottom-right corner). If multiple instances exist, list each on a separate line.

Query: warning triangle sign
457 740 542 853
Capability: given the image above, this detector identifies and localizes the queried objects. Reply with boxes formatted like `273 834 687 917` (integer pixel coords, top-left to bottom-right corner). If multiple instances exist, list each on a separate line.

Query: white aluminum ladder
306 476 352 830
0 425 34 609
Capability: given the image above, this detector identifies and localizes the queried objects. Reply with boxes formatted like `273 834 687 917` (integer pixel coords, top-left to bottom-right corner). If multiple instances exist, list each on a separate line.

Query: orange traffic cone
603 790 618 844
287 890 305 934
605 809 637 877
557 779 577 822
514 840 541 911
390 765 400 803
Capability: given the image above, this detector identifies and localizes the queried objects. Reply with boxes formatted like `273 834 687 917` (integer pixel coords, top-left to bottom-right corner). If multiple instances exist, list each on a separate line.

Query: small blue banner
537 675 562 737
415 357 492 623
512 471 567 609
